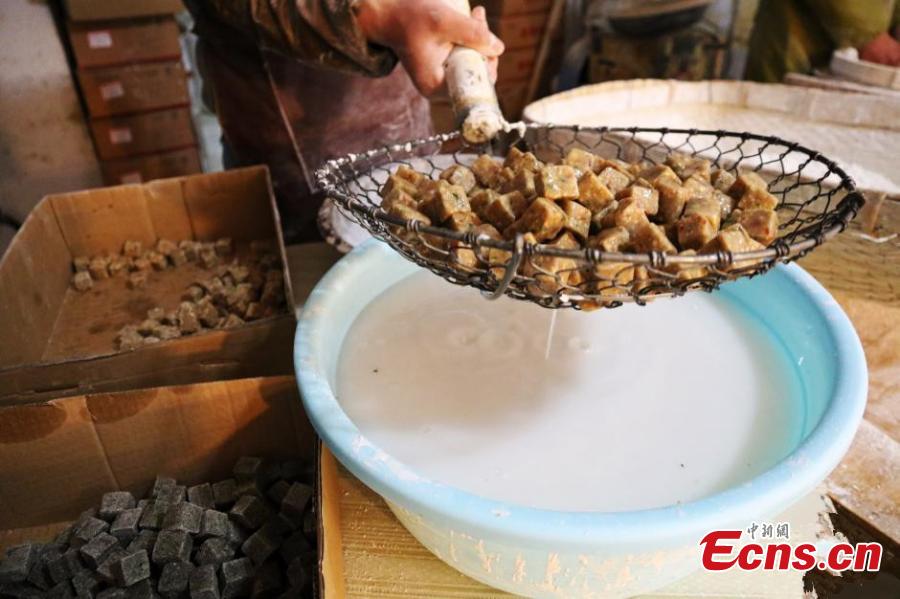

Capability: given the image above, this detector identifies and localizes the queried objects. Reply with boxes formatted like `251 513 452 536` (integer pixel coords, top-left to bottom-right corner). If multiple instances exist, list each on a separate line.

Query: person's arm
196 0 503 94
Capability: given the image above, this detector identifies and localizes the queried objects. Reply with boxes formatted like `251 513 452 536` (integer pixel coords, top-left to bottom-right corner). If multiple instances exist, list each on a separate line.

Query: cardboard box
476 0 552 16
78 61 189 117
497 46 538 84
0 167 296 405
101 146 202 186
68 17 181 68
0 376 316 542
489 12 548 49
429 100 456 134
65 0 184 23
90 106 196 160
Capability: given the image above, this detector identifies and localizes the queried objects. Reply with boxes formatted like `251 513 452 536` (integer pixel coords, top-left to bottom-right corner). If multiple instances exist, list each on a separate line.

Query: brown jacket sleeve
188 0 397 76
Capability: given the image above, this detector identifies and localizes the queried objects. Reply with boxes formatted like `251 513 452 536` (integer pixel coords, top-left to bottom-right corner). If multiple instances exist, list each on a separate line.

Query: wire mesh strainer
315 124 864 310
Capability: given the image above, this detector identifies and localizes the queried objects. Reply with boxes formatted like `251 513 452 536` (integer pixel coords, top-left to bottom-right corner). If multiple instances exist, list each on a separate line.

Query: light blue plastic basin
295 240 867 598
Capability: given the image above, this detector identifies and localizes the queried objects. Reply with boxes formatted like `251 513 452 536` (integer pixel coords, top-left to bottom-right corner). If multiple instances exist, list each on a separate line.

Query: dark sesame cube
124 579 153 599
219 558 253 599
96 588 128 599
110 508 143 543
152 531 192 566
225 522 249 548
157 485 186 505
71 571 101 598
199 510 229 540
47 549 83 584
265 481 290 506
240 528 280 566
95 548 127 584
158 561 194 598
26 559 51 590
281 483 312 519
0 544 37 584
279 532 311 565
211 480 237 510
126 531 157 555
55 526 75 547
111 550 150 587
73 518 109 545
99 492 136 521
189 564 219 599
194 538 234 567
232 479 263 501
79 533 118 569
229 497 268 530
163 503 203 534
187 484 215 510
138 501 169 531
250 561 283 597
278 461 309 483
152 477 177 498
0 583 42 598
302 510 316 542
286 557 310 590
232 457 264 484
45 582 75 598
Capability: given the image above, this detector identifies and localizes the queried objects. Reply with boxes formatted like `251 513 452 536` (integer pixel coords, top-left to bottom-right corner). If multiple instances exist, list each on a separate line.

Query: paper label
87 31 113 49
109 128 133 145
100 81 125 100
120 172 143 184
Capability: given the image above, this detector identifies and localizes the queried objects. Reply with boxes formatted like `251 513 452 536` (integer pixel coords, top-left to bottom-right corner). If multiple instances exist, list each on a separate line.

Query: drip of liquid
544 310 558 360
337 272 804 512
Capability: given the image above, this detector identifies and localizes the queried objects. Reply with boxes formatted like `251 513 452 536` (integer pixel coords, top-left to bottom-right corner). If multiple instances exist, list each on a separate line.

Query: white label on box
109 128 133 145
120 172 143 184
87 31 113 49
100 81 125 100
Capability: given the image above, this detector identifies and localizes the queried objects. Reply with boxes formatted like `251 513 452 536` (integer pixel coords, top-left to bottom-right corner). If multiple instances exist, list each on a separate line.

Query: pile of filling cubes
0 457 316 598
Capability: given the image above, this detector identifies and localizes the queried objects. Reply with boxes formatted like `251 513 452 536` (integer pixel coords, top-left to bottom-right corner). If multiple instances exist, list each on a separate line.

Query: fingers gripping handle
443 0 506 144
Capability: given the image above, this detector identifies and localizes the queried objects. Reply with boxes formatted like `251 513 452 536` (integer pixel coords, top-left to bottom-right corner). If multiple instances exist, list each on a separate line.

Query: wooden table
286 198 900 597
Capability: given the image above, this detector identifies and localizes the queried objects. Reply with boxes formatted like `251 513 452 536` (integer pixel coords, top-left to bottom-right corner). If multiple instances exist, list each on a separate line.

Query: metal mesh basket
315 124 864 309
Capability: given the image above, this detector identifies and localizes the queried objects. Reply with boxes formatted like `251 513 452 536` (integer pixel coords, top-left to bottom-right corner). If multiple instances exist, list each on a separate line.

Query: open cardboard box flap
0 167 297 404
0 376 315 533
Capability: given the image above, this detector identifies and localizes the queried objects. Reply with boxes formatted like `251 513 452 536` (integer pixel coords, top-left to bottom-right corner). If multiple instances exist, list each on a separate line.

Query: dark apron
198 41 432 243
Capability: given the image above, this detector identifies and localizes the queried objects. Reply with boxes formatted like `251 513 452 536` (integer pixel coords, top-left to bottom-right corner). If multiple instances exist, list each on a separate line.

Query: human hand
859 32 900 67
355 0 504 96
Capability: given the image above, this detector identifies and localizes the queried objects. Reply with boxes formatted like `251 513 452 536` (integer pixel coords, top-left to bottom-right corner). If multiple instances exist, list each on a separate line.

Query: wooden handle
443 0 506 143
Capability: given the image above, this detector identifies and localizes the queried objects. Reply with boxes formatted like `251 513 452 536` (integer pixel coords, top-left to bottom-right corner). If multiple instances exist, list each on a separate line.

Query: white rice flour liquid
336 272 803 512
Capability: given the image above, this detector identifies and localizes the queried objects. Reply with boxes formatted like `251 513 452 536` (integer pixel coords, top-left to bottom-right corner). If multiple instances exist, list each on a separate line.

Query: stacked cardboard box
430 0 553 132
65 1 200 186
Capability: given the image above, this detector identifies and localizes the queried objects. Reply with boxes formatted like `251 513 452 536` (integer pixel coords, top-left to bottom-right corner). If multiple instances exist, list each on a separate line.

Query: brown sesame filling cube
665 250 709 281
421 181 470 223
560 200 591 241
484 191 528 230
578 172 616 213
587 226 631 253
739 208 779 245
665 155 711 181
563 148 597 175
591 262 635 298
381 187 417 212
683 175 715 201
525 232 580 295
683 195 723 230
736 186 780 211
472 154 503 187
728 171 768 198
537 165 579 201
387 203 431 226
616 180 659 216
89 256 110 280
639 164 680 186
632 222 678 254
655 178 691 223
509 198 568 241
510 168 537 199
677 214 718 250
446 211 482 233
611 198 651 237
470 188 498 220
440 165 477 193
504 147 542 173
700 224 766 270
596 166 631 196
714 190 736 221
711 169 737 193
450 246 479 271
395 165 425 185
381 173 418 198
